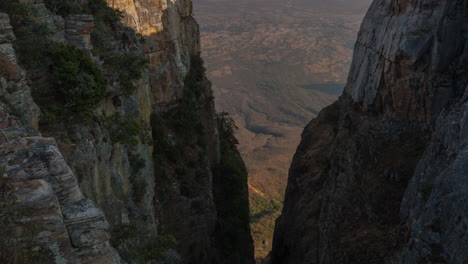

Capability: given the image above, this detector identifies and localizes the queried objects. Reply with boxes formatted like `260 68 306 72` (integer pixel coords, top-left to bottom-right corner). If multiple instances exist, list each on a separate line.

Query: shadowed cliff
271 0 468 263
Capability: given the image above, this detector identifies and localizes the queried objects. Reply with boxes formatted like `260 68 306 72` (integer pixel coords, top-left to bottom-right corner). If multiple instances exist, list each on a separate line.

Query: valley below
194 0 371 260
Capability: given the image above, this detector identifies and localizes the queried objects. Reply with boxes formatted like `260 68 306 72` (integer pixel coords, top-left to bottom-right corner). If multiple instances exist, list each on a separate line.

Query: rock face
0 13 39 129
1 0 254 262
0 13 123 263
271 0 468 263
104 0 253 262
106 0 201 104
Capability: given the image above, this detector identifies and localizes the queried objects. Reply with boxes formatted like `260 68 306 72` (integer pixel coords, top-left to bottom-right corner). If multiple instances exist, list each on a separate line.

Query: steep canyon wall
0 0 254 263
271 0 468 263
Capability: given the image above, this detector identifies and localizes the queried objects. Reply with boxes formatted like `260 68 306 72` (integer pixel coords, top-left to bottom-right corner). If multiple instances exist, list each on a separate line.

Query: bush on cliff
44 0 123 22
109 222 177 263
47 44 107 121
185 53 207 98
0 1 53 68
47 0 147 97
0 1 109 121
103 53 148 96
212 112 252 260
102 112 141 146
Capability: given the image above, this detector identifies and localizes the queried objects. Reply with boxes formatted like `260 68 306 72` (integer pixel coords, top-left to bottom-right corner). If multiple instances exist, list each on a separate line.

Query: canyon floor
194 0 371 260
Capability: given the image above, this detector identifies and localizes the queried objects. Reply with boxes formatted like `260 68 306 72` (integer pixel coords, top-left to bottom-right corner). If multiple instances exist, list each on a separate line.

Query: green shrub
103 113 141 146
0 1 29 20
211 113 251 258
44 0 123 21
0 1 53 68
217 112 239 145
162 101 202 134
1 1 111 121
184 53 206 98
85 0 123 24
69 0 147 97
109 222 177 263
139 235 177 262
103 53 148 96
109 222 138 246
43 0 81 15
47 44 108 120
250 195 283 223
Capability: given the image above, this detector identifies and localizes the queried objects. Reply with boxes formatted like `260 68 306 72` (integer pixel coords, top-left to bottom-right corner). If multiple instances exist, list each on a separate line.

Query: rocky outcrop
64 14 94 54
0 13 123 263
1 0 254 262
271 0 468 263
102 1 254 262
0 133 123 263
106 0 201 104
0 13 39 129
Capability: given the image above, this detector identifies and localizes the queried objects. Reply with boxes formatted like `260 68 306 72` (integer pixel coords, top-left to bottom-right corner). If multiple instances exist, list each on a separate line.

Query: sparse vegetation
47 44 108 121
2 0 148 123
103 113 141 146
44 0 123 21
212 112 252 260
250 195 282 223
109 222 177 263
103 53 148 96
0 1 53 68
1 1 112 121
184 53 207 98
161 100 203 135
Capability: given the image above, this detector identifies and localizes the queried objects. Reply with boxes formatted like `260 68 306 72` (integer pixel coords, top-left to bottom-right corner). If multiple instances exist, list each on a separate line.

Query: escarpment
0 0 254 263
271 0 468 263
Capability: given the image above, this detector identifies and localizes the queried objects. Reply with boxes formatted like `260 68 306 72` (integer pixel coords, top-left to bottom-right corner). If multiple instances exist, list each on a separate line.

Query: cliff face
0 13 122 263
271 0 468 263
0 0 254 263
106 0 201 104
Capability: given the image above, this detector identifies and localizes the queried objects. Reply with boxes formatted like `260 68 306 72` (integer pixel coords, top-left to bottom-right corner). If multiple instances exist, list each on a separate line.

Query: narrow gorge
1 0 468 263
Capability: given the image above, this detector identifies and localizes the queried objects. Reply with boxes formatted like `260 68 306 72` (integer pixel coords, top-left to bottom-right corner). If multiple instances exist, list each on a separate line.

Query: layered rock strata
0 13 122 263
1 0 254 262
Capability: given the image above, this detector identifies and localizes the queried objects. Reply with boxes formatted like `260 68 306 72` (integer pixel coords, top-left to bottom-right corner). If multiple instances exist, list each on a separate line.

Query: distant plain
194 0 372 260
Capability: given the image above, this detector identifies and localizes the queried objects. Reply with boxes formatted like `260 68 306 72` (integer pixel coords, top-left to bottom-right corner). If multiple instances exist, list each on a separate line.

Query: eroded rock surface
1 0 254 262
0 13 123 262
